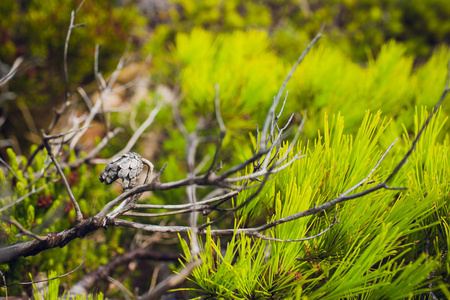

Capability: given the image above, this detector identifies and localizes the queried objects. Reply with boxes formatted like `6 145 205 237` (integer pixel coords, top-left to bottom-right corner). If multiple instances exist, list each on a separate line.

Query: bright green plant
180 107 450 298
158 0 450 63
158 28 450 141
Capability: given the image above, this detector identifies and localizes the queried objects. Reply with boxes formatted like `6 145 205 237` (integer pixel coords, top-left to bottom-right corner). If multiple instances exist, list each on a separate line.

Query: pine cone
99 152 144 190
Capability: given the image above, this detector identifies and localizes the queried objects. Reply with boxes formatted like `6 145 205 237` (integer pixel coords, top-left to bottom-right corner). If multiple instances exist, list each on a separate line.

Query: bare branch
108 218 190 234
245 210 339 242
0 217 103 263
253 138 398 234
199 172 273 231
224 153 305 183
68 128 122 168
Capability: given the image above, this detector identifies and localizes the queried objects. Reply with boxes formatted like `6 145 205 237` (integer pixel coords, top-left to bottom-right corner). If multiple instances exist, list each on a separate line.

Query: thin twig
107 276 133 300
341 138 398 197
0 56 24 87
0 216 47 241
253 138 398 234
207 84 227 174
384 54 450 183
43 125 94 141
121 102 163 154
1 256 84 287
133 190 239 210
64 6 86 100
248 210 339 242
77 86 93 111
260 29 323 149
199 171 273 231
0 181 55 212
0 157 19 181
42 131 83 223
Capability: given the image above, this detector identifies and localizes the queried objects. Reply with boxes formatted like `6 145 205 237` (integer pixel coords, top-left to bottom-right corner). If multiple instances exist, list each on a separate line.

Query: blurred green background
1 0 449 151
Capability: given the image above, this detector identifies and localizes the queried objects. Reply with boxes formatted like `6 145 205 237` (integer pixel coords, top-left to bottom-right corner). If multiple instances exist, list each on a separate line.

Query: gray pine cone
99 152 144 190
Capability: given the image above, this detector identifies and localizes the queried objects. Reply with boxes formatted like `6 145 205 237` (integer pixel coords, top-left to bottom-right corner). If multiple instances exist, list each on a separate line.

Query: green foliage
155 27 450 143
181 108 450 298
166 0 449 62
173 28 286 132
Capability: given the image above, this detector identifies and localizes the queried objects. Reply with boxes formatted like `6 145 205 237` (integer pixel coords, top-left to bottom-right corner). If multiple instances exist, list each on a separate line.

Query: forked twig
42 131 83 223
